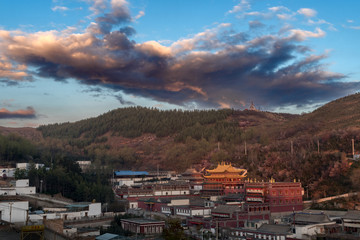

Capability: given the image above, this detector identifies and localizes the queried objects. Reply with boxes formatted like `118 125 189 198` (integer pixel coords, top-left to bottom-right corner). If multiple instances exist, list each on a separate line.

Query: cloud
0 56 31 82
115 94 134 105
134 10 145 20
287 27 325 41
297 8 317 18
228 0 250 14
249 20 265 29
0 107 37 119
349 26 360 30
88 0 132 34
52 6 69 12
0 1 357 112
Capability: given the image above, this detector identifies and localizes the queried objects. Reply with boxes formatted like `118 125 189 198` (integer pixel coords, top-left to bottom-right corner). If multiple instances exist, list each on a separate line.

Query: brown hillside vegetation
2 93 360 199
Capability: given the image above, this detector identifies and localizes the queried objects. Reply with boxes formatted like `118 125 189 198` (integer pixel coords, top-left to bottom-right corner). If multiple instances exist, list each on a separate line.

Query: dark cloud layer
0 1 358 111
0 107 36 119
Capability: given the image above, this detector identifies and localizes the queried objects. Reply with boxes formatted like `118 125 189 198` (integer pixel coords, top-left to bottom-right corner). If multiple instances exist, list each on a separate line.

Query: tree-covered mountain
1 93 360 200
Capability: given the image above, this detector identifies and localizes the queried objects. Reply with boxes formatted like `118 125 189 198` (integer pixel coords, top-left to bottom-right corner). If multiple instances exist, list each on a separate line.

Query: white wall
169 199 189 206
0 188 16 196
292 223 335 240
191 208 211 217
0 201 29 224
88 203 101 216
16 163 44 170
16 186 36 195
16 179 29 187
29 213 58 224
129 202 138 209
0 168 15 178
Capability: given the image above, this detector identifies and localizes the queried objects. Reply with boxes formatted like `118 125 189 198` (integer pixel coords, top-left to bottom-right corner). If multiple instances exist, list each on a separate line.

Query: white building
16 163 44 170
284 212 336 240
0 167 16 178
76 161 92 172
0 200 29 224
0 179 36 196
31 202 102 222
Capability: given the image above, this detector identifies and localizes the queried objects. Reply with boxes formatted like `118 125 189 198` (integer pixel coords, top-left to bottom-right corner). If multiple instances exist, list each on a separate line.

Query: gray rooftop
342 210 360 220
293 213 332 224
96 233 121 240
257 224 292 234
121 218 165 224
212 205 240 214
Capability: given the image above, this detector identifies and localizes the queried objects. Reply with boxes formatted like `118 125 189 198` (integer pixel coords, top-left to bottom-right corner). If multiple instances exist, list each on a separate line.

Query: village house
120 218 165 235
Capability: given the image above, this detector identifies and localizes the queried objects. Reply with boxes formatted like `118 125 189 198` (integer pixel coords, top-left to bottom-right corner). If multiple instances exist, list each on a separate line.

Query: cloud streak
0 0 357 112
0 107 37 119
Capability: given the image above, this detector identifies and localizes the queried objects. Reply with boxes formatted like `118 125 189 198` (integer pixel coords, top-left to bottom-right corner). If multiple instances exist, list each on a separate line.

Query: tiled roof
257 224 291 234
212 205 240 214
342 210 360 220
293 213 332 224
114 171 148 176
206 163 247 177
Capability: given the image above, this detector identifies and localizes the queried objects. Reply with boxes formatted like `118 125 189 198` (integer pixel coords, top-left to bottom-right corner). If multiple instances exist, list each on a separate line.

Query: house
283 212 337 240
0 166 16 178
0 199 29 225
342 210 360 235
16 163 44 170
112 171 150 187
227 223 292 240
76 161 92 172
120 218 165 235
0 179 36 196
30 202 102 223
96 233 122 240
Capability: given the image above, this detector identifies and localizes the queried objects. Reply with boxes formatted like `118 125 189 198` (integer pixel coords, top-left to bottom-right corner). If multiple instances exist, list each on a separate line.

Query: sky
1 0 360 128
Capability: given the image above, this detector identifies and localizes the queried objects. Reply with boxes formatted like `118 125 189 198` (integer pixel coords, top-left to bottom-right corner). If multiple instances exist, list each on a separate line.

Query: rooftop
121 218 165 224
212 205 240 214
114 171 149 176
257 224 291 234
342 210 360 220
206 162 247 177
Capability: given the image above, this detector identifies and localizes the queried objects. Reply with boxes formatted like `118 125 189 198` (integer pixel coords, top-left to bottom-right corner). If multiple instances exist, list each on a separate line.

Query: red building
202 162 247 196
120 218 165 235
245 180 303 213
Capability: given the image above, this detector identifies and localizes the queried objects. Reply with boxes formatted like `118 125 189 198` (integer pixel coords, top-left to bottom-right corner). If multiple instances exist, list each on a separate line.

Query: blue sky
0 0 360 127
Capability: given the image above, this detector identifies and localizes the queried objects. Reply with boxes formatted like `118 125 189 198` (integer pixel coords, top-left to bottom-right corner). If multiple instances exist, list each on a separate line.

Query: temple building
202 162 247 196
179 168 204 193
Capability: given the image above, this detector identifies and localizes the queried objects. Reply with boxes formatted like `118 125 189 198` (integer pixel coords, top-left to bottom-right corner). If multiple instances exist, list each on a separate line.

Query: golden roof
204 174 246 179
206 162 247 177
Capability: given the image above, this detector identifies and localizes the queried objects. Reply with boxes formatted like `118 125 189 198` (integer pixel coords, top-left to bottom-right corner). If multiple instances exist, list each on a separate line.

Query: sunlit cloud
51 6 69 12
0 107 37 119
0 0 357 112
297 8 317 18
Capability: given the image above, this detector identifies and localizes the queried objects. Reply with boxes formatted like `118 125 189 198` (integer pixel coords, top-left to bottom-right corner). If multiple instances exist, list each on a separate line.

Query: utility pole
244 141 247 155
40 180 43 194
216 220 219 240
9 202 13 223
217 142 220 151
352 139 355 157
157 164 159 180
317 140 320 154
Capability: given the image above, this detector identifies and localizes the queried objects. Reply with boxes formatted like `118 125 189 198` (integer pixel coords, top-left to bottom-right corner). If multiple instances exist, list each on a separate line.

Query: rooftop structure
202 162 247 195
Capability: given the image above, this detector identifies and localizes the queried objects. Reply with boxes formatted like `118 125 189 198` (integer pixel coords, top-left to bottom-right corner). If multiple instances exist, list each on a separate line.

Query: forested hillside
1 93 360 200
